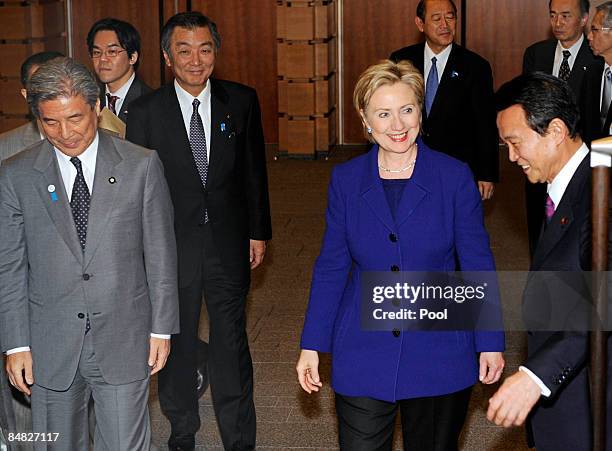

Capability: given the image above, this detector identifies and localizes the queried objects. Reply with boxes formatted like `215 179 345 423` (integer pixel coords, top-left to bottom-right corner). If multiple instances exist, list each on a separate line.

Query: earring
367 127 372 134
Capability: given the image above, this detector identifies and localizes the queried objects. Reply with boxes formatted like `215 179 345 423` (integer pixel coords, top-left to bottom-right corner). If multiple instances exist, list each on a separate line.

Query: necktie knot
562 50 571 60
70 157 83 171
106 94 119 114
431 56 437 65
192 98 201 110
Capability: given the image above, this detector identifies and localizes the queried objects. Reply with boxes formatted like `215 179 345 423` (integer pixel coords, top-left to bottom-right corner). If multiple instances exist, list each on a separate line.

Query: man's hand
148 337 171 375
6 351 34 395
296 349 323 394
478 181 495 200
479 351 505 384
487 371 541 427
249 239 266 269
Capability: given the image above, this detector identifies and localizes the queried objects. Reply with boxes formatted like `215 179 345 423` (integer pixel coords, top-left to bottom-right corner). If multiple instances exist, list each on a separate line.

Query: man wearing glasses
87 18 151 123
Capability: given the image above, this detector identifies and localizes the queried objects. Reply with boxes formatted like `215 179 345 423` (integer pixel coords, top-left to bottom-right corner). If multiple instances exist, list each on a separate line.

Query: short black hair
20 51 64 87
161 11 221 56
495 72 580 139
86 18 142 70
549 0 590 17
416 0 458 21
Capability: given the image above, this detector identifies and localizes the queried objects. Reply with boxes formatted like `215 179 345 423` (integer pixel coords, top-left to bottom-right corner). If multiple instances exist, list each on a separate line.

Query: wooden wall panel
342 0 463 144
70 0 162 89
466 0 550 90
189 0 277 142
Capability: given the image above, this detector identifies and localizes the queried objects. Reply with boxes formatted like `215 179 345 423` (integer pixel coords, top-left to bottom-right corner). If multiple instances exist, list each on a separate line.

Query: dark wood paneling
190 0 277 142
70 0 161 89
342 0 463 143
466 0 550 89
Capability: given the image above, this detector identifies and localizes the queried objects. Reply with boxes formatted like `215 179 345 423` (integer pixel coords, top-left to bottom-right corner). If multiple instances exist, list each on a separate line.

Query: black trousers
158 225 255 450
335 387 472 451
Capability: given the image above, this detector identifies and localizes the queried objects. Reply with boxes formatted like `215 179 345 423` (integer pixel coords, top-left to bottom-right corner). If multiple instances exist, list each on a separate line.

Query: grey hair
597 1 612 28
27 57 100 118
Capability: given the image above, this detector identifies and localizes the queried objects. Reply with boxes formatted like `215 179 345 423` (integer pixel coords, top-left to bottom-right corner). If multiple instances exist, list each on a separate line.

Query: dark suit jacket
390 43 499 182
126 80 272 286
579 59 612 146
521 152 611 450
522 37 598 103
100 75 152 123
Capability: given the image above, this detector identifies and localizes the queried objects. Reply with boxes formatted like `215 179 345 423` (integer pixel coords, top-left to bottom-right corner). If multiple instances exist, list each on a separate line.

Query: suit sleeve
142 151 180 335
243 90 272 241
0 166 30 351
453 163 505 352
469 59 499 182
300 167 352 353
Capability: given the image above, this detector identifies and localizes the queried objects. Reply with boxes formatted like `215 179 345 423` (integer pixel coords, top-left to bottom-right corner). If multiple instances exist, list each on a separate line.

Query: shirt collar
557 33 584 53
424 41 453 63
53 132 99 169
547 142 589 208
174 78 210 109
106 72 136 99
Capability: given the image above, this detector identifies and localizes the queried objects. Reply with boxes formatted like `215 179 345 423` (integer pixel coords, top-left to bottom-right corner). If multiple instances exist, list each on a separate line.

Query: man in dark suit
522 0 597 255
87 18 151 124
127 12 272 451
488 72 610 451
390 0 498 200
0 57 179 450
581 2 612 146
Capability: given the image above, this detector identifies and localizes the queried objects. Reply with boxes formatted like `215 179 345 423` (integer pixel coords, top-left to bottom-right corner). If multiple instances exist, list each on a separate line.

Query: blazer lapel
22 121 42 148
83 132 123 267
395 141 430 226
32 141 83 263
208 79 233 189
119 78 142 121
360 147 396 232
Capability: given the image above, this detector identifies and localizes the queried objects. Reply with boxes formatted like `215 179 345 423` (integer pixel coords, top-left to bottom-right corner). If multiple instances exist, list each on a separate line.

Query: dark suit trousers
158 224 255 450
335 387 472 451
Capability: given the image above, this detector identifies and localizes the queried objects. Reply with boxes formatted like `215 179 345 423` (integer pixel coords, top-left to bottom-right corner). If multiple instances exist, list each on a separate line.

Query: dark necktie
558 50 571 82
601 68 612 128
544 195 555 224
106 93 119 115
70 157 91 333
189 98 209 223
70 157 90 250
425 56 438 115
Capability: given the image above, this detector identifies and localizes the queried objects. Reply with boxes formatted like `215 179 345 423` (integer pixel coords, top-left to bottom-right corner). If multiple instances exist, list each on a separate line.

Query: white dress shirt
174 79 211 161
518 143 589 396
105 72 135 115
552 34 584 78
424 42 453 86
6 133 169 355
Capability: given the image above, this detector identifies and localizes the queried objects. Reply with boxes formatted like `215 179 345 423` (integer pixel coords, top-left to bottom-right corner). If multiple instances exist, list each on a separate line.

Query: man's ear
547 118 568 144
163 51 172 67
415 16 425 33
20 88 27 100
129 51 139 66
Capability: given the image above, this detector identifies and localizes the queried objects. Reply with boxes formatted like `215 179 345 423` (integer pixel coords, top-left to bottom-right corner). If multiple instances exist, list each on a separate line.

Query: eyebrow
175 40 214 47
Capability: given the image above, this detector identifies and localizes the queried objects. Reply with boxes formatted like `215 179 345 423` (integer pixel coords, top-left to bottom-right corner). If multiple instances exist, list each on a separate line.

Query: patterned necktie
106 93 119 115
544 195 555 223
601 68 612 127
70 157 91 250
189 98 209 223
558 50 571 82
425 56 439 115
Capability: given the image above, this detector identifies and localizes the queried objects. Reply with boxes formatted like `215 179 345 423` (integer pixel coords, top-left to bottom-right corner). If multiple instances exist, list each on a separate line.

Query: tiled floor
150 145 532 450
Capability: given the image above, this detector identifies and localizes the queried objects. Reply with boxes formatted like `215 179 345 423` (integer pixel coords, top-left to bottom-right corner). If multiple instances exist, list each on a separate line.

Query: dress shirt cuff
6 346 30 355
150 333 171 339
519 366 551 397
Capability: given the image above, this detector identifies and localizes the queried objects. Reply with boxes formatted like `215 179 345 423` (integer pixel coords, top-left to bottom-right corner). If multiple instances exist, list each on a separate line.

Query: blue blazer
300 140 505 402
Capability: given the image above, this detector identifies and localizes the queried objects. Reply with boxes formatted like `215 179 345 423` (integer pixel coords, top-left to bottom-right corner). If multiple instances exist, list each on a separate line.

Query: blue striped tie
425 56 439 115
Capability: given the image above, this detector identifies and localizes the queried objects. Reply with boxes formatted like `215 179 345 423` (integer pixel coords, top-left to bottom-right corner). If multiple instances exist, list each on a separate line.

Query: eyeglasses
590 27 612 34
91 48 127 59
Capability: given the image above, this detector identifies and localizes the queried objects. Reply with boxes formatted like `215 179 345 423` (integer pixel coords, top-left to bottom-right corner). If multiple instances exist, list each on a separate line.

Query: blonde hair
353 60 424 142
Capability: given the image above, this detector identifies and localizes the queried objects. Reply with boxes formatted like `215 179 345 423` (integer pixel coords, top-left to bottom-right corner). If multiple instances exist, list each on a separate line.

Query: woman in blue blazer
296 60 505 450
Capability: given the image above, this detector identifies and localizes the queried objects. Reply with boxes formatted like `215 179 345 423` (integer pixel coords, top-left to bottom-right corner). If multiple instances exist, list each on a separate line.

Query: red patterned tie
106 93 119 115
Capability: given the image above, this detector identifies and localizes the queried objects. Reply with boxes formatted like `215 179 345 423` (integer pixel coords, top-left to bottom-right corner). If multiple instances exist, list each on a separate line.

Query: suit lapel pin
109 177 116 184
47 184 58 202
560 217 569 225
220 123 226 132
450 70 459 78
